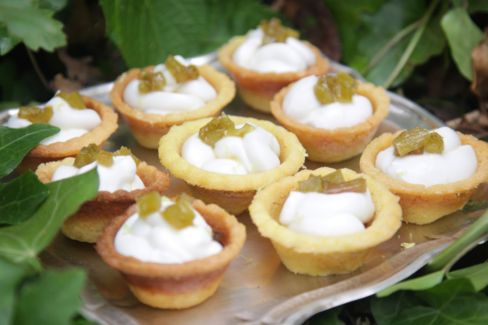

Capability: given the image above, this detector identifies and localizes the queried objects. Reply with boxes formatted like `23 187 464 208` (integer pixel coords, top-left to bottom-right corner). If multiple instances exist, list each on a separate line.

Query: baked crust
158 115 306 214
249 167 402 276
360 131 488 225
111 65 236 149
36 157 170 243
271 81 389 163
218 36 329 113
96 200 246 309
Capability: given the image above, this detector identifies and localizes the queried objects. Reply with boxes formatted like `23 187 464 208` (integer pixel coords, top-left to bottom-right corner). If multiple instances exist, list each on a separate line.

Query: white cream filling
283 75 373 129
233 28 316 73
376 127 477 187
123 56 217 115
182 125 280 175
51 155 144 193
3 96 101 145
115 197 223 264
280 190 375 237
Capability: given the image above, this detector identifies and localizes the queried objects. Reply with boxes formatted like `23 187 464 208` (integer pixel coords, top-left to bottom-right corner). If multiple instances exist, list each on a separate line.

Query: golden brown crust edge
271 82 390 163
359 132 488 224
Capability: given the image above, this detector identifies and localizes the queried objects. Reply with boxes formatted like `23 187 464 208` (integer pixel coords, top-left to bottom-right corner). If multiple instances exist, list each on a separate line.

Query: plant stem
26 46 49 90
364 20 420 74
428 209 488 272
382 0 440 88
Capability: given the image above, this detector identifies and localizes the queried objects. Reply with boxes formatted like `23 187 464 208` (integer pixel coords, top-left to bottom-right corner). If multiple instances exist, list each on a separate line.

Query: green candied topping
314 72 358 105
18 105 53 124
96 150 113 167
161 193 195 230
198 114 255 146
56 91 85 109
137 191 161 218
113 146 140 165
260 18 299 44
138 71 166 94
393 127 444 157
297 170 367 194
73 144 117 168
165 55 199 83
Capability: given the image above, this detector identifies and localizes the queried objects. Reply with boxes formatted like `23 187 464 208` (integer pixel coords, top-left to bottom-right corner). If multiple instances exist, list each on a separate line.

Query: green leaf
100 0 274 67
0 257 33 325
0 124 59 178
371 291 422 325
0 169 98 265
0 0 66 53
467 0 488 14
306 307 343 325
448 262 488 291
38 0 68 12
0 24 19 55
377 270 445 297
0 171 49 225
441 8 483 80
14 268 86 325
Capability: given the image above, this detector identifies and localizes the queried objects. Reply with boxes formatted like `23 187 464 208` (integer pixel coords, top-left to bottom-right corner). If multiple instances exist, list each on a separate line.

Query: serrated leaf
0 124 59 178
13 268 86 325
0 168 98 265
448 262 488 291
441 8 483 80
377 270 444 297
0 0 66 52
100 0 274 67
0 257 33 325
0 171 49 225
0 24 19 55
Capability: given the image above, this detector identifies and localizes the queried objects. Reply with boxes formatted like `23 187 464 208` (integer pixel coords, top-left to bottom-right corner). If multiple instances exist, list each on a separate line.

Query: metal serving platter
40 54 486 325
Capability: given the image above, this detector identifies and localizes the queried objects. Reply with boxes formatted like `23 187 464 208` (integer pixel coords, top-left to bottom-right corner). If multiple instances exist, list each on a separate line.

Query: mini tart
35 157 170 243
249 167 402 276
158 116 306 215
360 131 488 225
111 65 236 149
21 96 118 170
271 81 389 163
218 36 329 113
96 199 246 309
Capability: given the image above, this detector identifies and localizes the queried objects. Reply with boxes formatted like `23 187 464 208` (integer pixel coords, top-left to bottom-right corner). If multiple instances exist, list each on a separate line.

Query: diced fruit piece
260 18 299 44
18 105 53 124
297 175 323 192
423 132 444 154
394 127 444 156
323 178 367 194
96 150 113 167
161 193 195 229
199 115 255 146
56 91 85 109
297 170 367 194
138 71 166 93
165 55 199 83
74 144 100 168
137 191 161 218
314 72 358 104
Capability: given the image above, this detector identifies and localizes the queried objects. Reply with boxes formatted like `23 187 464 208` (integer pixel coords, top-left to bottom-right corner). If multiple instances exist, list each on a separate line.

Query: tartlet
158 115 306 215
360 131 488 225
111 65 235 149
22 96 118 169
271 81 389 163
218 36 329 113
96 199 246 309
249 167 402 276
36 157 170 243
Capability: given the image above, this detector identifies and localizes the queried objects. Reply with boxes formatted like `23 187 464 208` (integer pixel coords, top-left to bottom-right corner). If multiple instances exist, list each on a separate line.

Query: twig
25 46 50 90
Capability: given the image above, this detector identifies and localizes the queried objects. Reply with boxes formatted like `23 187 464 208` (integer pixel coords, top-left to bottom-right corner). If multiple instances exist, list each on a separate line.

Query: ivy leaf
441 8 483 80
0 258 33 325
376 270 444 298
0 0 66 54
100 0 274 67
0 124 59 178
13 268 86 325
448 262 488 291
371 291 422 325
0 171 49 226
0 168 98 266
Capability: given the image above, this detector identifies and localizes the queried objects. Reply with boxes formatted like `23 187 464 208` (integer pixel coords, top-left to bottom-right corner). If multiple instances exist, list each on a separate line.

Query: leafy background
0 0 487 324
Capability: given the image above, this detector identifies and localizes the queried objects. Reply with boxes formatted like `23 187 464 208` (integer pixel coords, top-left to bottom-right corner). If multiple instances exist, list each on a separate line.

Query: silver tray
41 54 485 325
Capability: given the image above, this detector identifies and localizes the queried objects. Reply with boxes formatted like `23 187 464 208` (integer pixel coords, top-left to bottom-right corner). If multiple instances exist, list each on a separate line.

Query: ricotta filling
114 197 223 264
233 28 316 73
182 125 281 175
280 190 375 237
283 75 373 129
123 56 217 115
376 127 477 187
3 96 101 145
51 155 144 193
